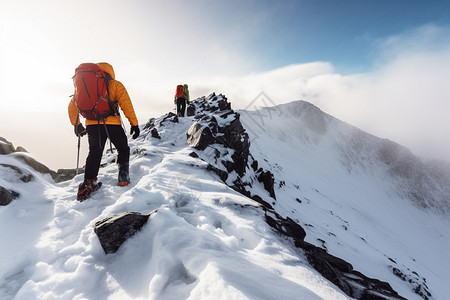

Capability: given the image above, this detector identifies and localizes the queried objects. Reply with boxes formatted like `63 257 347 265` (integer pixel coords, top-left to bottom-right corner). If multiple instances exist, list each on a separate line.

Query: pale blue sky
1 0 450 168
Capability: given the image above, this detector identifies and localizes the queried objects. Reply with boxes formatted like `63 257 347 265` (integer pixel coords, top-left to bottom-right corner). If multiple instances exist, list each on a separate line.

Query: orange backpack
175 84 184 98
73 63 115 120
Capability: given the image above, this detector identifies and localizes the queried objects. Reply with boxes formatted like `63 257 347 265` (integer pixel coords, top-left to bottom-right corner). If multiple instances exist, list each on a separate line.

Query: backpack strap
104 76 119 117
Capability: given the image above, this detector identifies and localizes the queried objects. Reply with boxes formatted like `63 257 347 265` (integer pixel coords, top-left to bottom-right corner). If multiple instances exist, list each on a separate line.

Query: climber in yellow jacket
68 62 140 201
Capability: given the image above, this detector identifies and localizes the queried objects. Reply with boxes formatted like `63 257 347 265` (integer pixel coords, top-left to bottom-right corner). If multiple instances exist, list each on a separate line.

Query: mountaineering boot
118 162 130 186
77 178 102 201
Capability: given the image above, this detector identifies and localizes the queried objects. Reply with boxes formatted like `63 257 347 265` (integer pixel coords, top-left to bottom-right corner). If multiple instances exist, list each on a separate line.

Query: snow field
1 113 349 299
240 102 450 300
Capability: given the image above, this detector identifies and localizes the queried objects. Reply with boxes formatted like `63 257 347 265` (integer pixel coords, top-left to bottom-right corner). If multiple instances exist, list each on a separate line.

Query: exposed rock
265 207 406 299
94 211 157 254
251 159 258 171
0 137 27 154
206 164 228 181
391 267 431 300
220 117 249 177
0 137 73 182
143 118 156 131
0 164 34 182
54 169 79 183
250 195 273 210
186 123 215 150
0 186 20 206
15 146 28 153
186 104 195 116
256 169 276 199
217 98 231 111
161 112 178 125
185 95 250 178
189 152 199 158
265 210 306 241
15 153 56 178
0 137 16 155
151 128 161 139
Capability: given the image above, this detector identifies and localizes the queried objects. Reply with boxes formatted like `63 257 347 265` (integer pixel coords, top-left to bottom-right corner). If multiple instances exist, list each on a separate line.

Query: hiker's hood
97 62 115 79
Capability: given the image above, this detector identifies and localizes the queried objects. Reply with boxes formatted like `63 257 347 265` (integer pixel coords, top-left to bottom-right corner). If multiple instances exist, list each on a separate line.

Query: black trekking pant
85 125 129 180
176 97 186 117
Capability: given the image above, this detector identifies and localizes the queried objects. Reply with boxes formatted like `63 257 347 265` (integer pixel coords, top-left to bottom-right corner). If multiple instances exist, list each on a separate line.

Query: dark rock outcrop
265 210 306 241
151 128 161 139
265 208 406 299
256 169 276 199
53 169 80 183
94 211 156 254
187 123 215 150
0 186 20 206
0 137 16 155
185 94 251 179
186 104 196 116
220 117 249 177
206 164 228 181
161 112 178 125
391 267 431 300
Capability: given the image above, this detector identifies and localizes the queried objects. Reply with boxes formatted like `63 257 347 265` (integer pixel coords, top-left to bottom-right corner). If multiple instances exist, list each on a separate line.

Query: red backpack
73 63 115 120
175 84 184 98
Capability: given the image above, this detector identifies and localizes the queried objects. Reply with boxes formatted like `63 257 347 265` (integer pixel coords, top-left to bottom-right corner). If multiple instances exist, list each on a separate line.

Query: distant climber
68 62 140 201
174 84 190 117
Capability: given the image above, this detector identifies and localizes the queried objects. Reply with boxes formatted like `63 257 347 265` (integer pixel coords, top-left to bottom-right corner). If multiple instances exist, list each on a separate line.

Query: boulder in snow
151 128 161 139
186 122 215 150
0 186 20 206
94 211 157 254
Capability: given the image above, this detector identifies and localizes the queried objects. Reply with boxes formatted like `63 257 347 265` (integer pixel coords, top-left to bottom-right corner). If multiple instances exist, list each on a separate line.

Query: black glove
130 125 140 139
74 124 86 137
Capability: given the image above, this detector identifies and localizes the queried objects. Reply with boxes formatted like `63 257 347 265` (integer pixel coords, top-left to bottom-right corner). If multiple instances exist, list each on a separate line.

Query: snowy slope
239 100 450 300
1 109 349 299
1 95 449 300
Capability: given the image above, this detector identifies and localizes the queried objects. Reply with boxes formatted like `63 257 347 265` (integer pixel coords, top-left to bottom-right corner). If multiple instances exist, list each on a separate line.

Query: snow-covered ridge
241 100 450 216
1 93 449 300
0 96 351 299
145 94 410 299
239 99 450 299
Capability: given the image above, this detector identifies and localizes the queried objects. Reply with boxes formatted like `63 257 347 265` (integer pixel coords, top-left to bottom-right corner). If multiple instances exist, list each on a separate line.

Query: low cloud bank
175 25 450 162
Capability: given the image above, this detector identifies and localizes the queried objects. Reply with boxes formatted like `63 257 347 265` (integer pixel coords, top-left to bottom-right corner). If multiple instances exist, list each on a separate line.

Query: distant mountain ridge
241 100 450 216
239 99 450 299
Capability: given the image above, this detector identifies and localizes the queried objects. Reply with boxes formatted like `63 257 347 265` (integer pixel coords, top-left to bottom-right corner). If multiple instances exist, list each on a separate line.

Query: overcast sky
1 0 450 169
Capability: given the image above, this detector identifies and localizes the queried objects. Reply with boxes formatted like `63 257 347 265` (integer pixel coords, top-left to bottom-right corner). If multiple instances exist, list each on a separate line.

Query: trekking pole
76 134 81 175
75 113 81 175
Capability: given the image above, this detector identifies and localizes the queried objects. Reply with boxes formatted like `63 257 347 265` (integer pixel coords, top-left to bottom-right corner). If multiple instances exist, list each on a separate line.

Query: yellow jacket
68 62 138 127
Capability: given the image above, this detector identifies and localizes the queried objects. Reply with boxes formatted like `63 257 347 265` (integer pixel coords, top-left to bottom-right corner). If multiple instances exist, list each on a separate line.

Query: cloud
129 23 450 163
309 25 450 161
166 25 450 162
